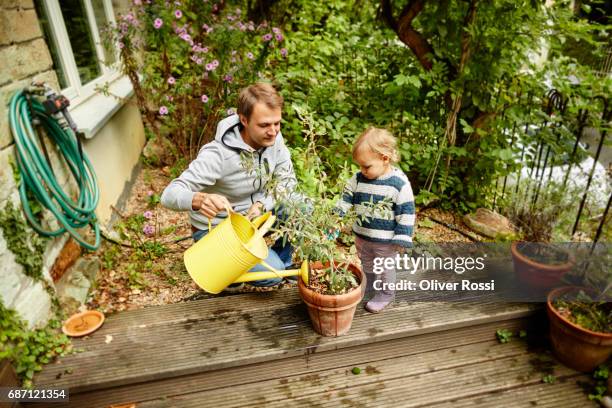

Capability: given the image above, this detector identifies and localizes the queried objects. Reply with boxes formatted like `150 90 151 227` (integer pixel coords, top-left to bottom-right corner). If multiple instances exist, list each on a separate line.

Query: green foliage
0 299 72 388
115 212 168 288
147 192 161 208
102 243 121 270
168 157 189 180
0 201 47 281
542 374 556 384
495 328 513 343
109 0 287 159
270 0 609 211
553 290 611 333
588 363 609 401
351 367 361 375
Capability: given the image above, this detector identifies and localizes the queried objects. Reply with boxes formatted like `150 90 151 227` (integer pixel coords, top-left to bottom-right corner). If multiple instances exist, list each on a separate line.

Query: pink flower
205 63 215 71
272 27 280 34
147 190 154 196
262 33 273 42
143 211 153 219
143 224 155 236
166 95 174 101
134 0 142 5
280 48 288 57
223 74 233 83
153 18 163 29
246 52 254 59
201 94 209 103
202 46 209 53
167 76 175 85
175 10 183 19
275 33 283 41
196 58 203 65
159 106 168 115
118 42 125 49
212 59 219 67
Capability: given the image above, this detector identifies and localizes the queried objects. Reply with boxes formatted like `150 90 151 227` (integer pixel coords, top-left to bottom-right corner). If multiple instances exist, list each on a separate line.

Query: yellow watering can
184 207 308 294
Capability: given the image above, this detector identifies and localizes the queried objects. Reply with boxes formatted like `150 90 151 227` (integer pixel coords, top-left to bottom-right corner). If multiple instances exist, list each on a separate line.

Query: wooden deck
28 280 597 408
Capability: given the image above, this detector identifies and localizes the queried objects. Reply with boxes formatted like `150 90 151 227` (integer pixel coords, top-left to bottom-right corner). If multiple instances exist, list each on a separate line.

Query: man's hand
246 201 265 220
192 192 232 218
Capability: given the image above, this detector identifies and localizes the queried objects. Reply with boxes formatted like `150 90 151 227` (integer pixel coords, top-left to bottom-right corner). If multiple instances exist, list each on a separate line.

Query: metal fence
493 89 611 244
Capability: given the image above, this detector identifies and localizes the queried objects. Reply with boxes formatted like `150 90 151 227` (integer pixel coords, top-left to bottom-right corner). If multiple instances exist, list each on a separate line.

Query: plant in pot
505 183 576 293
546 248 612 373
253 107 388 336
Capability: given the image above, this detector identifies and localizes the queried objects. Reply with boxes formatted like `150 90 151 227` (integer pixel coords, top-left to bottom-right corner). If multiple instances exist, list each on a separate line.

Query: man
161 83 297 289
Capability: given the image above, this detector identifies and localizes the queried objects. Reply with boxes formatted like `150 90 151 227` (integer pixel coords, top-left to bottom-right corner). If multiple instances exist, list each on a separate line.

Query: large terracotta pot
547 286 612 372
511 242 574 293
298 262 365 337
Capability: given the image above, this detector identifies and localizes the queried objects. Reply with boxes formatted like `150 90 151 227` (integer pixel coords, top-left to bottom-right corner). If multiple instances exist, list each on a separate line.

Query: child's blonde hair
352 127 400 163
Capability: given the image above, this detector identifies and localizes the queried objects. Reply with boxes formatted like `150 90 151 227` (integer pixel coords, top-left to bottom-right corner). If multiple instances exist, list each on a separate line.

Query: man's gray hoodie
160 114 297 231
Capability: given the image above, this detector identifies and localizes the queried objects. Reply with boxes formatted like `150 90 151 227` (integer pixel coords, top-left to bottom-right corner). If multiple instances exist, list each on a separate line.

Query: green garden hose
8 90 100 250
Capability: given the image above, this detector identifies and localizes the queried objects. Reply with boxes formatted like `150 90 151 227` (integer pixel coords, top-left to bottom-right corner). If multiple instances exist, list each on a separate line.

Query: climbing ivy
0 298 72 388
0 201 47 281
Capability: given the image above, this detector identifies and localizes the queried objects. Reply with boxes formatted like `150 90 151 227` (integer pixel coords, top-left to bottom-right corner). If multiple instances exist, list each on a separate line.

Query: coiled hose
8 90 100 250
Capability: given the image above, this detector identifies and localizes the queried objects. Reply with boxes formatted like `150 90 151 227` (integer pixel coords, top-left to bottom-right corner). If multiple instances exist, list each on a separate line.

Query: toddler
337 127 415 313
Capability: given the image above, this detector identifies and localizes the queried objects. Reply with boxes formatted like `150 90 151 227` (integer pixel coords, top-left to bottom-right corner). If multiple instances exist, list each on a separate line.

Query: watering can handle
207 205 234 231
252 214 276 241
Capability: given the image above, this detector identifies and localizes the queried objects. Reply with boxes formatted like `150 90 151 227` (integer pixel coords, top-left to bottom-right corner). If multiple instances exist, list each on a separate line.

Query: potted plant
545 249 612 372
255 109 387 336
505 185 575 293
546 286 611 372
271 195 371 337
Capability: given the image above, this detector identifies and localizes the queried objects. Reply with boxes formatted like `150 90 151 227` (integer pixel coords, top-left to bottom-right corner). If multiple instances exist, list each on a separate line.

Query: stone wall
0 0 69 328
0 0 143 328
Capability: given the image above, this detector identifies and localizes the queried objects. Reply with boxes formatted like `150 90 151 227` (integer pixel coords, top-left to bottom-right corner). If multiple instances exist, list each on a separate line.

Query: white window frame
37 0 121 107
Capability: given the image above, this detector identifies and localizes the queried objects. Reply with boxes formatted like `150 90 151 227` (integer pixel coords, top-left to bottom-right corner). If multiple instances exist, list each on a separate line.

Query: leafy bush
108 0 286 159
0 300 72 388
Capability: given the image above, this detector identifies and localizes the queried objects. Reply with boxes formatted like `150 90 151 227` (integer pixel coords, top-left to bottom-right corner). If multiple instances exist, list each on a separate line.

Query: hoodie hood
215 114 257 153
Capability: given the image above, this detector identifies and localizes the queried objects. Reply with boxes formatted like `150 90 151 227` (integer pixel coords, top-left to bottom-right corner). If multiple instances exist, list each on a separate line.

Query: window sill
69 76 135 139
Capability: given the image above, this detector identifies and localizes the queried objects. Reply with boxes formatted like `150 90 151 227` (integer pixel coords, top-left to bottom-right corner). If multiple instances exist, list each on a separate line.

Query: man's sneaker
223 283 245 293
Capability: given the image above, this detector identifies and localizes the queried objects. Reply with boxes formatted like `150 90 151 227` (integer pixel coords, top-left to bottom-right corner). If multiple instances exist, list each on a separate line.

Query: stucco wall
84 99 145 226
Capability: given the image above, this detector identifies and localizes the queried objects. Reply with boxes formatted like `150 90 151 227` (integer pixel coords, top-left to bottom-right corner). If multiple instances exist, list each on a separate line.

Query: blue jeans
192 212 293 287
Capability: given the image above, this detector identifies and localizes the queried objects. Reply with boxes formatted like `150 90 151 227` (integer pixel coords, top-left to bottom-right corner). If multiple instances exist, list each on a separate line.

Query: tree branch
380 0 434 70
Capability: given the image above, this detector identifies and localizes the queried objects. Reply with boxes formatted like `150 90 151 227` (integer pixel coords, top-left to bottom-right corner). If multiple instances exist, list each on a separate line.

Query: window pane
59 0 102 85
34 0 69 89
91 0 115 66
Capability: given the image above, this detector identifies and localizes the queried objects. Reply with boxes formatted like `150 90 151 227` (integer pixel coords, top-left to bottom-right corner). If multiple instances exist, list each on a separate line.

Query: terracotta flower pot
298 262 365 337
547 286 612 372
511 242 574 293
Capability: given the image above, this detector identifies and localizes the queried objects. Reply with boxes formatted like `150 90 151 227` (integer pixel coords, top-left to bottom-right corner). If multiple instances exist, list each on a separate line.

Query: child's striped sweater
336 167 415 248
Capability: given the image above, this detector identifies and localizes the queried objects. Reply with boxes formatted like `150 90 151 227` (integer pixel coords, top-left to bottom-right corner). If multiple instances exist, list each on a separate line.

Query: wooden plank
30 319 534 408
133 341 585 408
0 359 20 408
34 297 540 391
427 378 597 408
